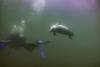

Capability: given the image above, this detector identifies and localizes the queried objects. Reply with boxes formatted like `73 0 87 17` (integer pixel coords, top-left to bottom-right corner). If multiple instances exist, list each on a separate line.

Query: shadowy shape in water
0 33 50 60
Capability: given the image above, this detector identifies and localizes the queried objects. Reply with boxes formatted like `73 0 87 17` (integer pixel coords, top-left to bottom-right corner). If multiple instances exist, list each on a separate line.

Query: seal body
50 24 74 40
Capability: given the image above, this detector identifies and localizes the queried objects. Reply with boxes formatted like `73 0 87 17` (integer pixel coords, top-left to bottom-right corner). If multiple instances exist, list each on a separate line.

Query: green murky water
0 0 100 67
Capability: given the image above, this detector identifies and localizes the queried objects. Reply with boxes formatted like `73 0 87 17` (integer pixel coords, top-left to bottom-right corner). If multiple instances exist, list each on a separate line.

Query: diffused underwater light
10 20 26 37
10 25 17 34
32 0 46 14
18 20 26 37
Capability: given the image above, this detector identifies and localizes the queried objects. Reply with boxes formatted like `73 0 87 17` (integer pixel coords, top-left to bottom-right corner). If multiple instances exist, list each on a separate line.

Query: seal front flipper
53 32 56 36
68 35 74 40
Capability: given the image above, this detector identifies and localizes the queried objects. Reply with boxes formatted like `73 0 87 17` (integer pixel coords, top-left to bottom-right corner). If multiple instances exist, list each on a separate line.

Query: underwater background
0 0 100 67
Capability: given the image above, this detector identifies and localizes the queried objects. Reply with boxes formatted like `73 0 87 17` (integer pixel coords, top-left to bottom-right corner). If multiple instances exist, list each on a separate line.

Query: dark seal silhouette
50 24 74 40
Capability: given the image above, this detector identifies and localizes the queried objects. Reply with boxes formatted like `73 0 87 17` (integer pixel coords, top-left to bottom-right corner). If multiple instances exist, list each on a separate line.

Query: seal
50 23 74 40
